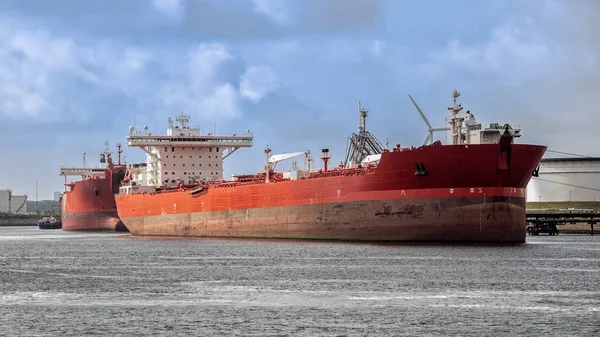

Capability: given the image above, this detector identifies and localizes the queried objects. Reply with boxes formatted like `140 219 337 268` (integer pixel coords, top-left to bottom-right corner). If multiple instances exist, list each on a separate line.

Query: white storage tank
527 157 600 202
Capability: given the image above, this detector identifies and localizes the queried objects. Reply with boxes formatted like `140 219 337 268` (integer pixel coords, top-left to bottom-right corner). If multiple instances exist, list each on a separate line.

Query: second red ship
60 143 128 232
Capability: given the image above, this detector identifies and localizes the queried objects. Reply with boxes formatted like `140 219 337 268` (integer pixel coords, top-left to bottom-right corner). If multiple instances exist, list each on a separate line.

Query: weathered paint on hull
62 211 127 232
116 143 546 242
121 196 527 242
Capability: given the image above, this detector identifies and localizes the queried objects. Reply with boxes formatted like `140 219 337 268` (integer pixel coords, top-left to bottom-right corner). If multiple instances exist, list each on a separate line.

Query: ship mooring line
532 177 600 192
545 149 591 158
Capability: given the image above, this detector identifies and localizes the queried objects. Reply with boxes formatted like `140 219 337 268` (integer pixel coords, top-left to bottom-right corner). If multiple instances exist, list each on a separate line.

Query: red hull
61 166 128 232
116 143 546 242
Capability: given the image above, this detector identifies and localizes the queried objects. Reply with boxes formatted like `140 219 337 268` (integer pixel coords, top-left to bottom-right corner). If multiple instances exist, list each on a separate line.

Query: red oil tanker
115 90 546 242
60 143 127 231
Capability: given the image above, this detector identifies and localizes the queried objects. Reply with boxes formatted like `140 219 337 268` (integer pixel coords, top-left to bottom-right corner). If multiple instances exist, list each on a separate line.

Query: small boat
38 216 62 229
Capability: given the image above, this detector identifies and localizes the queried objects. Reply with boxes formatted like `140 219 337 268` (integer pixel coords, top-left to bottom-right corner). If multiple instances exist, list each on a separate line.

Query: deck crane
263 147 313 183
267 150 312 172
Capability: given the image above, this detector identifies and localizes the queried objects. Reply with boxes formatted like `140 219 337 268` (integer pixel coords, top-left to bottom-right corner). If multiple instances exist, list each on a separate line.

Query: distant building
527 157 600 202
0 189 28 214
54 191 62 202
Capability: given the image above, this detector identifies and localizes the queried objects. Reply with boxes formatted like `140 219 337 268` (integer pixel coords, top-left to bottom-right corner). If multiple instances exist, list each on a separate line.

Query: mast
117 143 123 165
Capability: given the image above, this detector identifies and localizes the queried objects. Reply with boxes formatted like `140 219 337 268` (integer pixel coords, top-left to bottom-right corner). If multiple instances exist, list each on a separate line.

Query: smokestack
321 149 330 171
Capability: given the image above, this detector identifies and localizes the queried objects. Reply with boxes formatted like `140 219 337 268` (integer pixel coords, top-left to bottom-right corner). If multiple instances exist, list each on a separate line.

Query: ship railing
60 167 106 176
134 165 378 195
127 136 253 145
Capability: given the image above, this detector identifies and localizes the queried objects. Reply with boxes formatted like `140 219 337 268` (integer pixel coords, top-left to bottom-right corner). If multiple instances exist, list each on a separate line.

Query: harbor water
1 226 599 336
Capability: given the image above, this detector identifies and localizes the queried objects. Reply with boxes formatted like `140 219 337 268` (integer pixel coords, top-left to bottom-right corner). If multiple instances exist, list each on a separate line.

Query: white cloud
157 43 242 120
0 26 81 120
187 43 233 86
0 15 270 124
370 39 385 57
0 20 155 121
151 0 183 17
421 19 552 82
240 66 279 102
251 0 291 25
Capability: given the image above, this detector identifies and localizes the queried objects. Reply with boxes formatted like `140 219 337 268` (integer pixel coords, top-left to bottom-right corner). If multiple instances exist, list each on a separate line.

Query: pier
526 208 598 235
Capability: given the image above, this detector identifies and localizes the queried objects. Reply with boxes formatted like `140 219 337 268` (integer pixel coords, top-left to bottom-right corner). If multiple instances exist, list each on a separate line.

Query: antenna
408 94 451 145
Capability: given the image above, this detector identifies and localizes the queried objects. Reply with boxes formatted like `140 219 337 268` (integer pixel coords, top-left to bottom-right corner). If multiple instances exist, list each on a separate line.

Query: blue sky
1 0 598 200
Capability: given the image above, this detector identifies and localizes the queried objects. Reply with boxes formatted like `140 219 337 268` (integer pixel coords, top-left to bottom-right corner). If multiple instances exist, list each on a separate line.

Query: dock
526 208 598 235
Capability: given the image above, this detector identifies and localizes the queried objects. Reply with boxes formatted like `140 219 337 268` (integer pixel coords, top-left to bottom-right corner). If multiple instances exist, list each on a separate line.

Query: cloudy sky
0 0 598 200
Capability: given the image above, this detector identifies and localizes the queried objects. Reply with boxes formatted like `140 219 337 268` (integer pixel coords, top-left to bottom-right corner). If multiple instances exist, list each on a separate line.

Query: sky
0 0 598 200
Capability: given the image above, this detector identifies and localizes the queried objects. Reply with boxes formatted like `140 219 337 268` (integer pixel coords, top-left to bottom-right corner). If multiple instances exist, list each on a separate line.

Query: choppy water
1 226 599 336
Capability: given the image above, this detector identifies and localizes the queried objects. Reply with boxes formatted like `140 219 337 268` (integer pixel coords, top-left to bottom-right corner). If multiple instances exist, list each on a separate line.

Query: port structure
343 101 385 167
526 208 598 235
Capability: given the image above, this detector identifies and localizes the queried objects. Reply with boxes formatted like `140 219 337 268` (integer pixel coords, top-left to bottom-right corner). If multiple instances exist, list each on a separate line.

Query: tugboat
38 216 62 229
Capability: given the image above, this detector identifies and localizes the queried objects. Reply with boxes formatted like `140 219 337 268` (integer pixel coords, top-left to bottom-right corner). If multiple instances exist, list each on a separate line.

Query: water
1 226 599 336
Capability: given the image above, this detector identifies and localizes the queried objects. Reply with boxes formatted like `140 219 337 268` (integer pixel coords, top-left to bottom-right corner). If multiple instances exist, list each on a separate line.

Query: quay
0 213 48 226
526 203 599 235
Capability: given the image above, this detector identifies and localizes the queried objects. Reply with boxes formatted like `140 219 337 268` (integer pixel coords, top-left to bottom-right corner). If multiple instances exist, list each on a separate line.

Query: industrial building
0 189 28 214
527 157 600 202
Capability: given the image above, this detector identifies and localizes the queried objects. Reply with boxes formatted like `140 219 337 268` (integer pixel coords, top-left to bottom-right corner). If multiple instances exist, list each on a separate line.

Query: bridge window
172 172 174 175
190 156 192 158
165 147 168 152
216 147 219 152
192 164 195 166
210 147 212 152
173 164 175 166
183 164 185 166
172 147 175 152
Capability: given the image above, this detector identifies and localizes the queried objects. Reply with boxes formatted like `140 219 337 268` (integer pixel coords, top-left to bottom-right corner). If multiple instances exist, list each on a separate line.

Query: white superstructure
126 113 254 187
409 90 522 146
445 90 521 145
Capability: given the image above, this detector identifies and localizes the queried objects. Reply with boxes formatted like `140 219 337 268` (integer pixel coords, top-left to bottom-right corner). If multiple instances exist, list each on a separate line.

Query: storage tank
527 157 600 202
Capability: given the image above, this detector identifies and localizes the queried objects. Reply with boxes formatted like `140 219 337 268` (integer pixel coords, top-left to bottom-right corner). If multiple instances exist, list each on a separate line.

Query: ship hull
61 167 128 232
120 195 526 242
116 143 546 242
61 210 126 232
